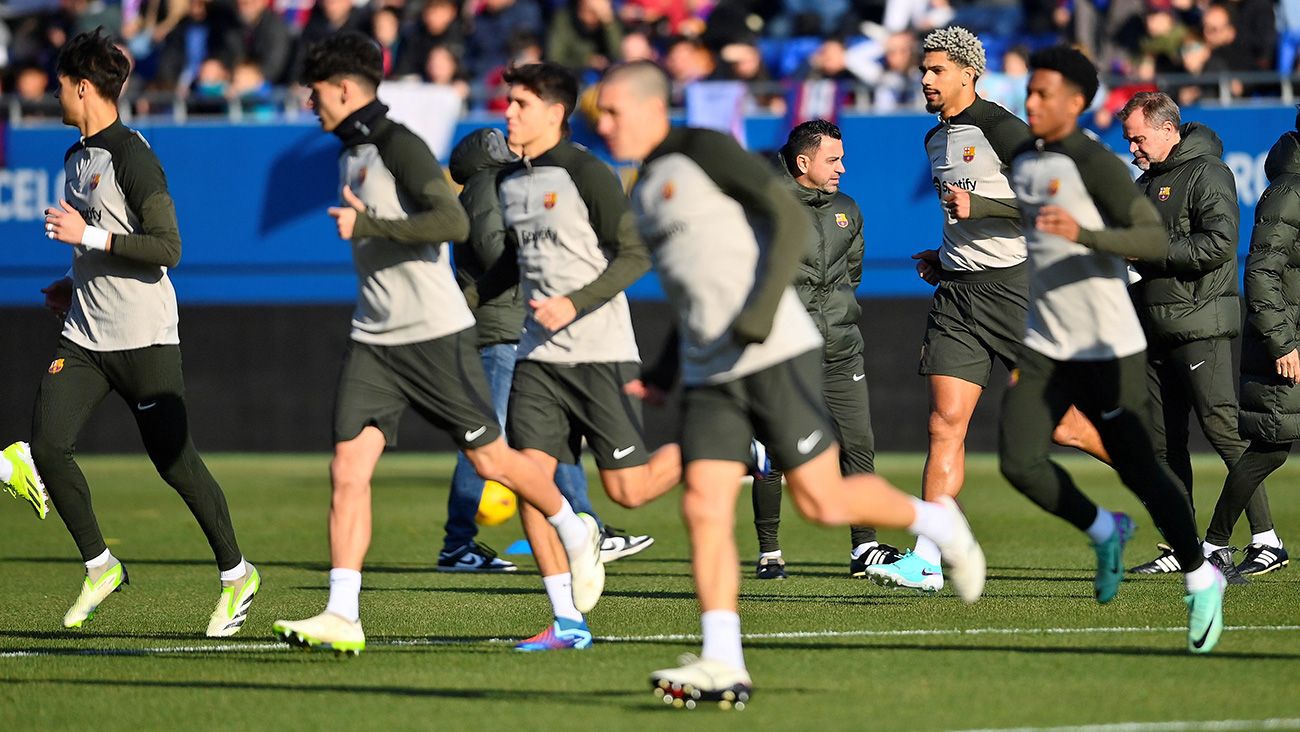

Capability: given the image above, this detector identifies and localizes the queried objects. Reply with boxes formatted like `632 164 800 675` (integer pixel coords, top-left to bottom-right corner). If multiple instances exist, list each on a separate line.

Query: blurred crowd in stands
0 0 1291 120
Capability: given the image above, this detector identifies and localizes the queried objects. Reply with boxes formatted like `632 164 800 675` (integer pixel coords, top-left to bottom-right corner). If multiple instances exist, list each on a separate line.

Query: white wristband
80 226 110 251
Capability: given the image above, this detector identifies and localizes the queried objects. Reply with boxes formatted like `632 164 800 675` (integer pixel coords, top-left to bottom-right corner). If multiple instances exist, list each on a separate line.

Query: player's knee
927 407 968 441
1051 422 1081 449
790 490 841 526
606 481 645 509
29 435 69 473
329 455 370 497
464 446 507 483
998 449 1039 491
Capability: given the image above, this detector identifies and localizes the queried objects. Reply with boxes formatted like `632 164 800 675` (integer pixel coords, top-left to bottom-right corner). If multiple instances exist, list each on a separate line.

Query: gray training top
333 101 472 346
925 97 1032 272
61 120 181 352
632 127 822 386
497 141 647 365
1011 129 1170 362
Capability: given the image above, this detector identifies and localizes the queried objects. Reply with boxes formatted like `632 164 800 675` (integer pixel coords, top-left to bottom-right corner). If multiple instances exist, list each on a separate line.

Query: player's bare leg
1053 406 1112 463
601 444 683 508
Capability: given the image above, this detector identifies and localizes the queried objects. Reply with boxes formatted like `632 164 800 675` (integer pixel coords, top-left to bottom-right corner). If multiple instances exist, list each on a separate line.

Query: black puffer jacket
776 148 865 362
1130 122 1242 344
1239 130 1300 442
448 128 522 348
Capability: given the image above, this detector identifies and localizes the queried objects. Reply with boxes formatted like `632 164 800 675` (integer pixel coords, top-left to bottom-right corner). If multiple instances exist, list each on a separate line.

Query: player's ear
797 153 810 174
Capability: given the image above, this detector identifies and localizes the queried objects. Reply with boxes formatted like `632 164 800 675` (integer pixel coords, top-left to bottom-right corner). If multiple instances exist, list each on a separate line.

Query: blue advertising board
1 106 1291 305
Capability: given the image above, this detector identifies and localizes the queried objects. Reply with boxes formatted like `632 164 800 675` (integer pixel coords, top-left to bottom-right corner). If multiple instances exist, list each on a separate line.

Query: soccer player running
750 120 900 580
1202 121 1300 576
1000 46 1225 654
272 34 603 654
869 27 1105 594
596 61 985 705
1117 92 1278 579
489 62 682 651
438 128 654 573
32 29 258 637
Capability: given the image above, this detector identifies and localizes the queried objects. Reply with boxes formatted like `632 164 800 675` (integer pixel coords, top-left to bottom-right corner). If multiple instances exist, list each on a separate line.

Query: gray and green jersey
631 127 822 386
497 141 647 364
925 97 1032 271
61 120 182 352
1010 129 1169 362
333 101 472 346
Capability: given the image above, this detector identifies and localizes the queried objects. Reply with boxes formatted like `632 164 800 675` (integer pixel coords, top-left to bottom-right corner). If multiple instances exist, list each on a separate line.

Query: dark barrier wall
1 300 1009 453
1 106 1291 304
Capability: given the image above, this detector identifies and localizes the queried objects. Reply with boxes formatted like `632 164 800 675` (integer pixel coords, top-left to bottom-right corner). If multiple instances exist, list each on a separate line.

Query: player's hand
41 276 73 316
623 378 667 407
44 200 88 246
328 185 365 240
942 183 972 220
530 295 577 331
912 248 941 285
1276 349 1300 384
1035 205 1081 242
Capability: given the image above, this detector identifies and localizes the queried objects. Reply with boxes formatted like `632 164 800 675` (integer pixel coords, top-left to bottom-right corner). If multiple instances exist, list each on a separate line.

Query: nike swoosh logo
1191 620 1215 649
852 373 866 382
921 569 942 576
1100 407 1124 420
613 445 636 459
464 425 488 442
1190 360 1206 371
137 402 157 411
796 430 823 455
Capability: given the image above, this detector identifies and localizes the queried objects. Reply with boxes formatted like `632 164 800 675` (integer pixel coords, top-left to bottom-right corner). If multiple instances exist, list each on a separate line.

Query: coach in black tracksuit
1118 92 1276 573
751 120 890 578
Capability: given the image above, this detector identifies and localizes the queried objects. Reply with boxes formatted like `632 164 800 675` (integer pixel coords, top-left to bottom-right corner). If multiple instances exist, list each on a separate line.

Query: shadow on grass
0 676 640 705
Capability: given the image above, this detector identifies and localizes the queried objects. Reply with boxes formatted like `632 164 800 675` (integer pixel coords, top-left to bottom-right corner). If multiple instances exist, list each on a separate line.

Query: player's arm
848 202 865 288
109 144 182 267
967 193 1021 220
1073 150 1168 261
357 129 470 244
691 131 809 344
564 156 651 314
1244 186 1300 359
1161 165 1240 275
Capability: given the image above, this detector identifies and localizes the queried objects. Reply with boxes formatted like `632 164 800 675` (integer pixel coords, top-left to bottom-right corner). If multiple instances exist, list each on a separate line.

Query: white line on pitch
952 718 1300 732
2 624 1297 659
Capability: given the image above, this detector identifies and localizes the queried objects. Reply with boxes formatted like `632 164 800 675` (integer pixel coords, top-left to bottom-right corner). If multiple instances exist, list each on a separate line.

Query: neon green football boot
64 560 129 628
2 441 49 519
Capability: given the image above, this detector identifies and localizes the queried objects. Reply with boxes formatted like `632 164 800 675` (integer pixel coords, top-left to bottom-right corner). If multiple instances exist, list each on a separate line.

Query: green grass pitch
1 453 1297 731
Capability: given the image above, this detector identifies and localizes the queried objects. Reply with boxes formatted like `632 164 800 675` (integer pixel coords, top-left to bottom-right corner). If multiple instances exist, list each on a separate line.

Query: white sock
542 573 582 623
1085 508 1116 544
700 609 745 670
1185 560 1216 593
325 568 362 623
913 536 942 565
850 542 877 560
85 549 113 570
759 550 782 560
1251 529 1282 548
1202 540 1226 557
0 455 13 484
219 558 247 582
907 499 950 565
547 499 589 552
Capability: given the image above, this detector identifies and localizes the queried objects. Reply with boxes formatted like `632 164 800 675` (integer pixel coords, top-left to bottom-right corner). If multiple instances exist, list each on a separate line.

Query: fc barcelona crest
90 174 101 190
662 182 674 200
49 358 64 374
835 212 849 228
1158 186 1171 201
962 146 976 163
543 192 557 209
1048 179 1060 196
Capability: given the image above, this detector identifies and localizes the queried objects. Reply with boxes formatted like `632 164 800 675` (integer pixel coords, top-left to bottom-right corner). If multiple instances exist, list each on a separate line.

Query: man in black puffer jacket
750 120 899 580
1119 92 1277 577
1205 125 1299 577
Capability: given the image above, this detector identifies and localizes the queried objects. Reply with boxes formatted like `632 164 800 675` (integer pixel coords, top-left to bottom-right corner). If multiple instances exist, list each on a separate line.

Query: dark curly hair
299 30 383 90
56 27 130 102
1029 46 1099 108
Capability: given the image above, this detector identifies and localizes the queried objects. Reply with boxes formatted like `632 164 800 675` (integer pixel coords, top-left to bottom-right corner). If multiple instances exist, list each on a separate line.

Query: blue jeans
442 343 598 551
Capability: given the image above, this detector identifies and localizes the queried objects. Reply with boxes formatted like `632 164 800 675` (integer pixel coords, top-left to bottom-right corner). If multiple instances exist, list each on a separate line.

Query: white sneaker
599 526 655 563
272 612 365 655
206 562 260 637
64 560 129 628
568 513 606 613
650 654 753 710
934 495 985 603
